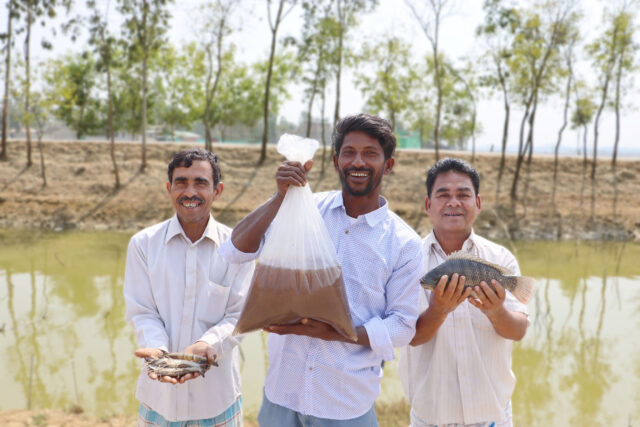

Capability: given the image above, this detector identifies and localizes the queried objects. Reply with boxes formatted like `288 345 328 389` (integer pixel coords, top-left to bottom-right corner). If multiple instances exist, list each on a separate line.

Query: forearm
486 307 528 341
231 192 284 253
410 306 448 346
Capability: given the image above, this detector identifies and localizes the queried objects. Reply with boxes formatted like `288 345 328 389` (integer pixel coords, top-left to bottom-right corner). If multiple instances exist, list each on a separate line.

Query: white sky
2 0 639 155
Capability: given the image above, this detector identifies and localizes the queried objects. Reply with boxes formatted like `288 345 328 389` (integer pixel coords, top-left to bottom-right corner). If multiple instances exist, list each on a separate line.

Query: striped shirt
219 190 422 420
398 231 528 426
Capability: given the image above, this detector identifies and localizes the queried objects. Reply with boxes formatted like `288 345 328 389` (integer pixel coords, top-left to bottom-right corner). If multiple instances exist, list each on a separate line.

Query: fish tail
511 276 536 304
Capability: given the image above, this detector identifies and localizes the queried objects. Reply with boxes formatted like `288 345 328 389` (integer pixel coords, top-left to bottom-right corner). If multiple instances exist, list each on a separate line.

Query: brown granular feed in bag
234 263 357 341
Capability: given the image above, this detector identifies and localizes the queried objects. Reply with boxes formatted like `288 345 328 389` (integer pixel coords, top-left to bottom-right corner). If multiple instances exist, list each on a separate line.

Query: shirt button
345 229 349 234
308 367 313 371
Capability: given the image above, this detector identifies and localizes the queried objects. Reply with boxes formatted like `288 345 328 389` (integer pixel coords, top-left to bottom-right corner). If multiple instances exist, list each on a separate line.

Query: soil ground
0 139 638 240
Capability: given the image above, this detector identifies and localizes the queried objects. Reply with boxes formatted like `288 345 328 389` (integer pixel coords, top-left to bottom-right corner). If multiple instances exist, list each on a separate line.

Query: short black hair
332 113 396 160
167 149 221 187
425 158 480 198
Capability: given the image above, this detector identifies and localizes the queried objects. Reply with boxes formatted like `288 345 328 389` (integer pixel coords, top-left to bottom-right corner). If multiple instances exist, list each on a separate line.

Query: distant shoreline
0 139 638 240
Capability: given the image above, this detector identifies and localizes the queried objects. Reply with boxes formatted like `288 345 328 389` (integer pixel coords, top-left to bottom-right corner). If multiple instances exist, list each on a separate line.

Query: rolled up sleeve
218 236 264 264
365 241 423 361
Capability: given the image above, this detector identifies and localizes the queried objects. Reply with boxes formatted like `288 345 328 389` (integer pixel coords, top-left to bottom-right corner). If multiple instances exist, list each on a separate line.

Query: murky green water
0 230 639 425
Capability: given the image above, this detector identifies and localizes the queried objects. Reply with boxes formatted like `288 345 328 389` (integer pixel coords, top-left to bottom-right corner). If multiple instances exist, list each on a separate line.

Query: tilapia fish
420 252 536 304
144 351 217 379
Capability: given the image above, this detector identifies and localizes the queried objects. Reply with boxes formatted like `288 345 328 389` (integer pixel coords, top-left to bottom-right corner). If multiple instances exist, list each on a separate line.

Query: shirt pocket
469 305 494 332
197 280 231 325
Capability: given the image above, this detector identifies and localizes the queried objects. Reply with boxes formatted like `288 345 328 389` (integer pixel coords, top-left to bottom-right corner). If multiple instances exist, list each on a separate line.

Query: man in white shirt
124 149 254 426
219 114 423 426
399 158 530 427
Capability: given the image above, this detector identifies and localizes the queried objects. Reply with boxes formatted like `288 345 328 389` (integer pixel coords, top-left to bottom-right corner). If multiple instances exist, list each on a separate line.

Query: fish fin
511 276 537 304
447 251 514 275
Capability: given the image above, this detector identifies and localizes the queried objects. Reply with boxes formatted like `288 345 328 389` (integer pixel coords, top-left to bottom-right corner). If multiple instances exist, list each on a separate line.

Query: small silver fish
144 351 217 379
420 252 536 304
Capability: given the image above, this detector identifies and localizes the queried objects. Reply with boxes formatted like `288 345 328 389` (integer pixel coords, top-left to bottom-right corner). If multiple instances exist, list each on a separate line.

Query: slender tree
118 0 172 171
196 0 239 151
87 0 120 189
0 0 18 161
260 0 296 164
477 0 520 200
551 23 579 211
508 0 577 204
404 0 456 160
295 1 337 139
355 36 415 130
332 0 376 128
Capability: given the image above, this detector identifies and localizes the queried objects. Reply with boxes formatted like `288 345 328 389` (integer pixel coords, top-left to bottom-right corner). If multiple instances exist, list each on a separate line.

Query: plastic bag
233 134 357 341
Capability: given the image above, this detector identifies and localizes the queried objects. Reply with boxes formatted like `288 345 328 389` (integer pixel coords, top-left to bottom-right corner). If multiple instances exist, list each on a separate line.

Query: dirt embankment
1 139 639 241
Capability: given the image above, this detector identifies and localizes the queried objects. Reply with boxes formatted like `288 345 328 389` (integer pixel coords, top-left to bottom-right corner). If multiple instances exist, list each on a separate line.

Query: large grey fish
420 252 536 304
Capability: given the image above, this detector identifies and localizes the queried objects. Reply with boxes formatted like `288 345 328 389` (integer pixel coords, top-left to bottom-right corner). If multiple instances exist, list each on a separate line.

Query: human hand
265 318 345 342
467 279 506 317
429 273 472 316
275 160 313 198
134 347 179 385
177 341 217 384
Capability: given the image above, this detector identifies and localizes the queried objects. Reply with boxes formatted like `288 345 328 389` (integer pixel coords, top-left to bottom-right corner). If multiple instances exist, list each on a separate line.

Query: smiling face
425 170 481 238
166 160 223 232
333 130 394 197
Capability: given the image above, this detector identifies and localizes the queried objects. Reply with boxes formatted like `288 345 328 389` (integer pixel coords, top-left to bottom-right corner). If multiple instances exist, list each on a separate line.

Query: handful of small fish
145 351 218 379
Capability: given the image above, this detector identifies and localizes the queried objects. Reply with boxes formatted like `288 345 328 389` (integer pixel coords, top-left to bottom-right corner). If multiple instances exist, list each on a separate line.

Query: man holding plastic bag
219 114 423 426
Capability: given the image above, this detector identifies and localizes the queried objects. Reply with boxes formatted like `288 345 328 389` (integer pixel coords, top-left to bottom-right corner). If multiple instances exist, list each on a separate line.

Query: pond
0 229 639 425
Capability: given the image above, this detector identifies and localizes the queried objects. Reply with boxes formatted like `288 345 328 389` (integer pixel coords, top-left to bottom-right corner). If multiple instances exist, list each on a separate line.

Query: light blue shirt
219 190 422 420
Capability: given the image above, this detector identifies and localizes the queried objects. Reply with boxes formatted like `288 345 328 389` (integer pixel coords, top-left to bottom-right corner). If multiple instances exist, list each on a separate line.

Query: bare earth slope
1 139 638 240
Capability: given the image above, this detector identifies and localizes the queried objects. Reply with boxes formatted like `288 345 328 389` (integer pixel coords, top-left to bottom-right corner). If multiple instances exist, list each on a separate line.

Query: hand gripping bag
233 134 357 341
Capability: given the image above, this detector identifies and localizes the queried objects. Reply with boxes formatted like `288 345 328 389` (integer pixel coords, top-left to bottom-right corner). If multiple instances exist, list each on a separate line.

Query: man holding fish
123 149 254 426
399 158 535 427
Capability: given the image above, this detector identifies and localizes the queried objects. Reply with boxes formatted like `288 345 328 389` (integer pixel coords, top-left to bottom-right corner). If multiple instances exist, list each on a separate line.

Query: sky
2 0 639 155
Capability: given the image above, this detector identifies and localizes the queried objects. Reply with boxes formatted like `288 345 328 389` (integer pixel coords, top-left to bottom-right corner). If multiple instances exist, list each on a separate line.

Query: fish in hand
144 351 218 380
420 252 536 304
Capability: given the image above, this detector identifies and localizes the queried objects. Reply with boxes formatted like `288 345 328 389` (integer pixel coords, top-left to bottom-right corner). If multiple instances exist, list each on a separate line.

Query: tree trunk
305 63 320 138
140 0 148 172
107 64 120 190
580 124 588 207
204 22 225 152
432 43 442 161
37 134 46 188
260 0 285 164
510 101 531 203
1 0 13 161
24 2 32 167
552 65 572 210
320 81 327 175
333 0 344 128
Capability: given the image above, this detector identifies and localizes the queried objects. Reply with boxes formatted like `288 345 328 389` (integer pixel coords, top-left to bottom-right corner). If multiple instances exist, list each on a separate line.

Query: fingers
135 348 163 359
303 160 313 172
276 161 308 187
434 275 448 297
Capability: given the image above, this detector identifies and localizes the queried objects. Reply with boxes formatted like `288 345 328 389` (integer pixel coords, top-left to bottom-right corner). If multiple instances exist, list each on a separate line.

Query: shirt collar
328 191 389 227
164 214 221 246
425 229 477 255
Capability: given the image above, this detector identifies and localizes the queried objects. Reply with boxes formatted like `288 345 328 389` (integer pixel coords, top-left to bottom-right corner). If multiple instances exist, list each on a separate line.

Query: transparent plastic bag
233 134 357 341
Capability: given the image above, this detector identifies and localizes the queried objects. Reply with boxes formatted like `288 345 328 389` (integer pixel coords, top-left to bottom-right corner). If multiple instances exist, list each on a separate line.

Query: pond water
0 230 639 425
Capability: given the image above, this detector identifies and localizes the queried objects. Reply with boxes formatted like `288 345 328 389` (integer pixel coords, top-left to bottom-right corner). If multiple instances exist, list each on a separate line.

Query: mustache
177 196 204 204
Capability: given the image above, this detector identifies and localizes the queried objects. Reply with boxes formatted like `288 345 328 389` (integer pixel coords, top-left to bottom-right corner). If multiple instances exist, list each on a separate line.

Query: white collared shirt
219 191 422 420
124 214 254 422
398 231 529 426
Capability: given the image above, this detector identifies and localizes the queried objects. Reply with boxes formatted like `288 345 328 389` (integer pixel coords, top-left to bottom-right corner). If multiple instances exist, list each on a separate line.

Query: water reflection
0 231 639 424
